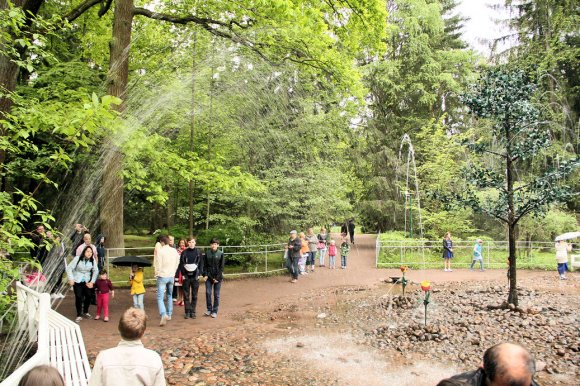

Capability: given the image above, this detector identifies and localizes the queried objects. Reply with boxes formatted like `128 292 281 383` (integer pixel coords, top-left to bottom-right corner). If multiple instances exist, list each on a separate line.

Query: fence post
265 245 268 273
487 241 490 268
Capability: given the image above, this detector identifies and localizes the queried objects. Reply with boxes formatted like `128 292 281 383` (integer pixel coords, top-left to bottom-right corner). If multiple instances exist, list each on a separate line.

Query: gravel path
55 234 579 385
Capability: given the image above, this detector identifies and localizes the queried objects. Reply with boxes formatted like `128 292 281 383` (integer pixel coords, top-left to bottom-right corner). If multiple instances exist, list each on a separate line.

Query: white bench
0 283 91 386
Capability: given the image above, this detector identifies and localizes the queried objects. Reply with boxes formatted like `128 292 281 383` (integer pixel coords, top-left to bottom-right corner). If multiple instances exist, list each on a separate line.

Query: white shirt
154 245 180 278
89 339 165 386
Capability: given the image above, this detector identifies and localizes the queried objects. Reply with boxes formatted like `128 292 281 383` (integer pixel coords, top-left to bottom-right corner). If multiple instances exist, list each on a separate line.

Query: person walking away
66 245 98 323
328 240 337 269
95 235 106 271
75 233 98 260
442 232 454 272
470 239 484 271
317 227 328 267
555 239 572 280
286 230 302 283
203 238 224 318
348 219 355 244
305 228 317 273
298 232 309 275
94 269 114 322
154 235 180 326
340 235 350 269
340 221 348 236
30 225 46 266
129 264 145 310
181 237 203 319
88 308 166 386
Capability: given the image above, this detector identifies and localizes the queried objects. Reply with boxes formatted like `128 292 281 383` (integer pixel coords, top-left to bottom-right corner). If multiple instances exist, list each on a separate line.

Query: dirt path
58 234 577 385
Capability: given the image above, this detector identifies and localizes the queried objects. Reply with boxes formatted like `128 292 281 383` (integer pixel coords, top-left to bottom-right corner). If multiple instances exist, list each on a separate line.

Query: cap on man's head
290 230 297 234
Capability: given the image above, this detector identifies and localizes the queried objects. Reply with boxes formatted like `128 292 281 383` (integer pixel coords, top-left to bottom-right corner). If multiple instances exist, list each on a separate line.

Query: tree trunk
188 31 197 238
506 125 518 307
101 0 134 253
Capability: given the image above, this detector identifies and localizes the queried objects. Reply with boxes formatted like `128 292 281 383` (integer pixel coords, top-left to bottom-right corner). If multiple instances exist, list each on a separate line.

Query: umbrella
111 255 152 267
555 231 580 242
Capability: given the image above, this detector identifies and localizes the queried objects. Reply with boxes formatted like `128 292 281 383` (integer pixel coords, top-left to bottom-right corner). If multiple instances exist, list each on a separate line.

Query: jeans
156 276 174 317
470 259 484 270
73 282 92 316
307 251 316 266
133 294 144 310
319 248 327 265
557 262 568 275
96 293 110 318
183 276 200 315
205 279 221 313
287 256 299 279
341 255 347 267
329 255 336 268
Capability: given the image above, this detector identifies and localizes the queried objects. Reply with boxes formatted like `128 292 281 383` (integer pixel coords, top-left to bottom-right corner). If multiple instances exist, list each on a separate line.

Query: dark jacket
95 234 106 269
204 248 224 282
340 223 348 235
348 221 355 234
449 369 539 386
180 247 204 279
287 237 302 258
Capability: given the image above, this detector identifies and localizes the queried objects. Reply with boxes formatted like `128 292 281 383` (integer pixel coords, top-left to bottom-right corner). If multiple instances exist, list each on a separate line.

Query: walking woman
66 245 98 323
317 227 328 267
442 232 454 272
555 239 572 280
181 237 203 319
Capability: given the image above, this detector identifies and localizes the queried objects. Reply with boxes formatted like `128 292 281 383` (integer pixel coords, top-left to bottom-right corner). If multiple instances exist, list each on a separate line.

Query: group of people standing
152 235 224 326
285 226 353 283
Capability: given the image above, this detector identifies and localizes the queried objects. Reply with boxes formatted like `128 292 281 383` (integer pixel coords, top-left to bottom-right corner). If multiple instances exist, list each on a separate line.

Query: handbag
317 241 325 249
184 263 198 272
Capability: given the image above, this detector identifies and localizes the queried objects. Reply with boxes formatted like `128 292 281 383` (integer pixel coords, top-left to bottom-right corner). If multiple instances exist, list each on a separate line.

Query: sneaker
75 316 82 323
83 313 91 319
191 313 197 319
291 279 297 283
204 311 211 316
94 315 100 320
448 269 453 272
210 313 217 318
104 317 109 322
166 315 172 321
159 315 167 326
184 313 190 319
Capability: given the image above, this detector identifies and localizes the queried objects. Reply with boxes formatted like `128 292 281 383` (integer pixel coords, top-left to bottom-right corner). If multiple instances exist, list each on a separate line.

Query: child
340 236 350 269
327 240 337 269
130 264 145 310
94 269 114 322
470 239 484 271
298 232 309 275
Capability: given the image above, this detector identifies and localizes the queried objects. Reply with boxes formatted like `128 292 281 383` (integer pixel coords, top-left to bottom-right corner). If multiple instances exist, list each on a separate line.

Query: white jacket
154 245 179 278
555 242 571 264
88 339 165 386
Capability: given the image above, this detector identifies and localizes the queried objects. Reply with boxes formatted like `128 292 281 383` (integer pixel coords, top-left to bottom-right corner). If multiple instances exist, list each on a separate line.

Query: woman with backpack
66 245 98 323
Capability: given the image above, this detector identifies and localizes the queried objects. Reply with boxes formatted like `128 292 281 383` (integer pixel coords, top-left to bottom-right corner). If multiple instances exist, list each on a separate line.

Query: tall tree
449 67 578 306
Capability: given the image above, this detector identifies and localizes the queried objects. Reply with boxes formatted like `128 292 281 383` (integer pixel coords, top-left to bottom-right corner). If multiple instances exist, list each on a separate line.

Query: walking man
154 235 180 326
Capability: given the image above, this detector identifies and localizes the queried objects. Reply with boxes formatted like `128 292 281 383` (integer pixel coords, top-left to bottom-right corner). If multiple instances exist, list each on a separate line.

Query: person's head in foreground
482 343 535 386
442 342 536 386
119 308 147 341
19 365 64 386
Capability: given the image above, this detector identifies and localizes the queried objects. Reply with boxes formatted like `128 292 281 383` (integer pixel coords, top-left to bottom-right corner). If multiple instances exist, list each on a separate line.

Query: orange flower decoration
400 265 409 273
420 280 431 292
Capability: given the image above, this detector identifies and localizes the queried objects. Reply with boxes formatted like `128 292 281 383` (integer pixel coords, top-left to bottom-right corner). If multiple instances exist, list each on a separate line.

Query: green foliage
518 207 578 242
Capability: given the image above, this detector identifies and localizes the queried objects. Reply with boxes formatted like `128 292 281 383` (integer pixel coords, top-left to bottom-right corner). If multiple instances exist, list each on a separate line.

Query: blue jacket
66 256 98 283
